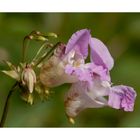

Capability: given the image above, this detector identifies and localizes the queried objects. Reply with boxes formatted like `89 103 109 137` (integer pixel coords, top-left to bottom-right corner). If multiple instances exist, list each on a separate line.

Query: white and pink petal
89 37 114 70
108 85 137 111
65 81 108 118
65 29 91 59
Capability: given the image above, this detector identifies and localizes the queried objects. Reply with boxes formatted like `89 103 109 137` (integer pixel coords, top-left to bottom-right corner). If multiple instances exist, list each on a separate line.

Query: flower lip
108 85 137 111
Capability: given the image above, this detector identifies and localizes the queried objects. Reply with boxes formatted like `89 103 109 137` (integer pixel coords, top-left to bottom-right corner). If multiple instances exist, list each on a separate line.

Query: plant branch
0 82 18 127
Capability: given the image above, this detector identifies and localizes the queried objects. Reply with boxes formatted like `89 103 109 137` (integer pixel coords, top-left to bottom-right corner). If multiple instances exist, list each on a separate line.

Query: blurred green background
0 13 140 127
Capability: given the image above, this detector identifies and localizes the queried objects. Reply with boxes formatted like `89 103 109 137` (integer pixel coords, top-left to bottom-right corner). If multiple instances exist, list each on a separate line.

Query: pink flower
40 29 137 119
64 29 137 118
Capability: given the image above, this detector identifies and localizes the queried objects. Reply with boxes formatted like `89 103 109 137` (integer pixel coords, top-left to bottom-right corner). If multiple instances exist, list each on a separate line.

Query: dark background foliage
0 13 140 127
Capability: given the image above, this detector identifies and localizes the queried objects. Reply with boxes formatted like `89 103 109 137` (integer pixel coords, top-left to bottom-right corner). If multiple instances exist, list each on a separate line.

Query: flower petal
65 64 93 85
65 62 111 86
108 85 137 111
85 63 111 81
40 56 77 87
65 82 107 117
86 78 110 100
65 29 90 58
89 37 114 70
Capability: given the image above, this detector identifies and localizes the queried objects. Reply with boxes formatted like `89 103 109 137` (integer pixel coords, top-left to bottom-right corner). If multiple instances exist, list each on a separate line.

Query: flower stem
32 42 48 63
22 36 30 62
0 82 18 127
34 42 60 67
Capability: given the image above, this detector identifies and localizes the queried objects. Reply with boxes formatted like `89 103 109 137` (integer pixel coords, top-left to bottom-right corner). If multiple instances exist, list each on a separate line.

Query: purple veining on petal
65 61 111 86
86 63 111 81
65 29 91 59
65 64 93 85
89 37 114 70
108 85 136 111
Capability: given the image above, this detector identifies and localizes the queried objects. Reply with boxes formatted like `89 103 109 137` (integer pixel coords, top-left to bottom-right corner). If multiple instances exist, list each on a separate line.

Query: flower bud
35 36 48 41
21 65 36 93
46 32 58 38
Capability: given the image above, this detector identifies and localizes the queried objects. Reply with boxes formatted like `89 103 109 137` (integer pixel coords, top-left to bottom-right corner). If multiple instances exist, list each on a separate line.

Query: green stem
34 42 60 67
32 42 48 62
22 36 30 62
0 82 18 127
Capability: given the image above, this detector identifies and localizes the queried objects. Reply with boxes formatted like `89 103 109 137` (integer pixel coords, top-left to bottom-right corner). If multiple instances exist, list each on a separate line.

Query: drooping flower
39 28 136 121
64 29 137 120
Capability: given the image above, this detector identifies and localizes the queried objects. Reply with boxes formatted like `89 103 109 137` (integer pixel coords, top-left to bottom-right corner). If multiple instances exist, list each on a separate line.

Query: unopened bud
35 36 48 41
21 65 36 93
46 32 58 38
